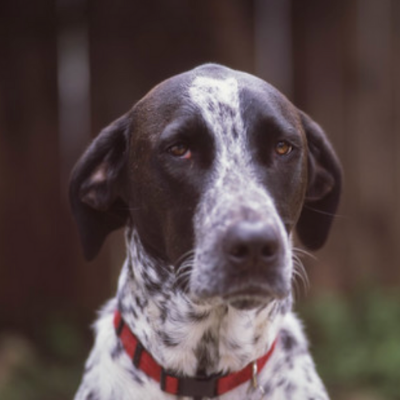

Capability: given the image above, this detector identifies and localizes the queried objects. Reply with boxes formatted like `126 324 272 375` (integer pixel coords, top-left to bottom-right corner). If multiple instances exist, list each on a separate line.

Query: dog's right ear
69 114 131 261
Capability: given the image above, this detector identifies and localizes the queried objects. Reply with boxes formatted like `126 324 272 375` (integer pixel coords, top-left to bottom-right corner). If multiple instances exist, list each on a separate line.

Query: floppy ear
69 114 131 261
296 111 342 250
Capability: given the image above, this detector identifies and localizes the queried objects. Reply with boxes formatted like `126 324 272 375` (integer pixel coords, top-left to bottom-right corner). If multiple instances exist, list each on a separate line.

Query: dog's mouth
223 283 289 310
191 275 291 310
227 297 270 310
224 292 272 310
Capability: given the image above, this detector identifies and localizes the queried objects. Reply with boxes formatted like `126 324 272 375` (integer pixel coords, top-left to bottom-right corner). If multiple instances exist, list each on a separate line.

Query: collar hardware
252 360 259 389
114 310 277 399
163 370 220 398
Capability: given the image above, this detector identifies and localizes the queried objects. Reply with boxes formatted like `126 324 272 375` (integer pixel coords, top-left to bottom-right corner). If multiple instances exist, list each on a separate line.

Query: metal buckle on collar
250 361 265 399
161 369 220 399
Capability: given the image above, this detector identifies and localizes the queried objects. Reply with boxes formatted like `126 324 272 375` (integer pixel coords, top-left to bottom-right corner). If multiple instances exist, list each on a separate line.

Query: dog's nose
224 221 281 270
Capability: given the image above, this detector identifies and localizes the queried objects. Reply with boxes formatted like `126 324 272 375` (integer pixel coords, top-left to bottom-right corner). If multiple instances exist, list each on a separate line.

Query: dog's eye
168 143 192 159
275 141 293 156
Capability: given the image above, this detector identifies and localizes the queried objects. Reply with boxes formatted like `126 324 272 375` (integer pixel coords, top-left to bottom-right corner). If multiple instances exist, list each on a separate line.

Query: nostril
261 243 277 259
229 244 249 260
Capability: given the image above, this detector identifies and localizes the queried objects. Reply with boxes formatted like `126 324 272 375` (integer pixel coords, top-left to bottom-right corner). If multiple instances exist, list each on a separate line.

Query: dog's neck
116 228 292 376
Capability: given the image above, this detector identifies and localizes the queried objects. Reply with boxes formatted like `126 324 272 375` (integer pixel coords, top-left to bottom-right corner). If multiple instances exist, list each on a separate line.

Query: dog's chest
76 305 328 400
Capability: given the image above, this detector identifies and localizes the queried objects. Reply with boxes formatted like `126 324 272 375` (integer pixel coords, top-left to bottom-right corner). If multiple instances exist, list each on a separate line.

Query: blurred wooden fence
291 0 400 291
0 0 399 334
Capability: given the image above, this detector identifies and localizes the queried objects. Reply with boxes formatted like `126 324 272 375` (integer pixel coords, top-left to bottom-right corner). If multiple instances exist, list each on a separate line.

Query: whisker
302 204 347 220
293 247 317 262
174 269 192 292
173 253 195 292
294 255 310 285
293 265 309 291
291 273 302 301
176 269 192 283
291 252 310 298
175 249 196 268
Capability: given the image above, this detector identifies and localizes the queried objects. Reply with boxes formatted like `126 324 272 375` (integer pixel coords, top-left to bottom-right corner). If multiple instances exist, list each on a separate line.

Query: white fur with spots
74 75 329 400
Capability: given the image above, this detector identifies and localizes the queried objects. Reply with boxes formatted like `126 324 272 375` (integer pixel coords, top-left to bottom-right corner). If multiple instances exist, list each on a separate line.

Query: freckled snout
218 220 291 306
224 221 281 270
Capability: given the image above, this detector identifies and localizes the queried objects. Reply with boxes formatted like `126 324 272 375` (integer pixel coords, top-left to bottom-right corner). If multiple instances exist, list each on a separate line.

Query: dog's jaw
116 227 292 377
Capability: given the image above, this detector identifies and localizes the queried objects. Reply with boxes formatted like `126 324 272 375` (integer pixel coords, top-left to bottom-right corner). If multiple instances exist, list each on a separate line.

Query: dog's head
70 64 341 309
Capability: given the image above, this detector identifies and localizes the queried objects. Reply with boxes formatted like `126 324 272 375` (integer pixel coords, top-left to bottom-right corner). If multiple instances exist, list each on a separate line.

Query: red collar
114 310 278 398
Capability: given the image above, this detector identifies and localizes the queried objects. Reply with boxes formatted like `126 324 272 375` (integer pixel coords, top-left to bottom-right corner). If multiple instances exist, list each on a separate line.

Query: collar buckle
252 360 259 388
250 361 266 399
161 370 220 398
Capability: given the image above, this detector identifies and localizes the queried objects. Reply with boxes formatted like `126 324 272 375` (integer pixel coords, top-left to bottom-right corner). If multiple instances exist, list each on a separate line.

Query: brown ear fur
296 112 342 250
69 114 131 260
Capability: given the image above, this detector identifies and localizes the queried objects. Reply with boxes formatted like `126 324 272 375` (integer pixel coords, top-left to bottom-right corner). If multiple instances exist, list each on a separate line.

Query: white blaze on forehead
189 76 240 106
188 74 271 218
188 75 261 196
188 76 244 148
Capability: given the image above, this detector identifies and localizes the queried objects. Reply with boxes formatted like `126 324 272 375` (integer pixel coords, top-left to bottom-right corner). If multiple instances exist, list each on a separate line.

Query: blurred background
1 0 400 399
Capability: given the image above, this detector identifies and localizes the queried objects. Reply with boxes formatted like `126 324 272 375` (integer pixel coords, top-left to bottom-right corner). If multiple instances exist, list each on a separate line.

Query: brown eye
275 141 293 156
168 143 192 159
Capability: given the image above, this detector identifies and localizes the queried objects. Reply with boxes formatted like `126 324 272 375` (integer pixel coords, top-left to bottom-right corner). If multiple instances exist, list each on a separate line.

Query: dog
70 64 341 400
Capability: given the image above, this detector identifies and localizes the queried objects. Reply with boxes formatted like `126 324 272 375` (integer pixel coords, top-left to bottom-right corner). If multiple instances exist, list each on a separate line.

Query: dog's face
70 64 341 310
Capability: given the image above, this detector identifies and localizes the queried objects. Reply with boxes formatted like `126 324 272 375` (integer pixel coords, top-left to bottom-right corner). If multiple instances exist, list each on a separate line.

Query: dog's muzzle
191 203 292 308
221 220 289 303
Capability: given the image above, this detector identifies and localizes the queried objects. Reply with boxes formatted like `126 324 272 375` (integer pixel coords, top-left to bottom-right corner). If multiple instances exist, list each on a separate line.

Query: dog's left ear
69 114 131 261
296 111 342 250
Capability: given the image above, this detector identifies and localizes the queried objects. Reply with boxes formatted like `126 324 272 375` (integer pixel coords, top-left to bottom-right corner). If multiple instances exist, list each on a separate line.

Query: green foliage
0 319 86 400
299 288 400 400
